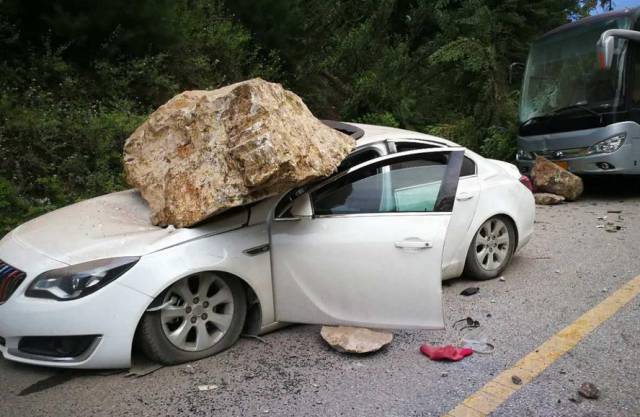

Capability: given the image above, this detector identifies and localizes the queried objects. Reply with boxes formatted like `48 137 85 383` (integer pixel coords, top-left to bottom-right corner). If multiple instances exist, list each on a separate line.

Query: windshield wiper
521 103 604 127
550 103 602 119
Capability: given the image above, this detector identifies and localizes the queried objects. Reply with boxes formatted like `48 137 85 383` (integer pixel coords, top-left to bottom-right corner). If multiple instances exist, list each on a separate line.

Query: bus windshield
519 16 632 125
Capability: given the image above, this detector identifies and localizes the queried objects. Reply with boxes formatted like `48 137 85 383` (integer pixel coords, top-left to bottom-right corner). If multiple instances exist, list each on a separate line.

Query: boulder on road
124 78 355 227
531 157 583 201
320 326 393 353
534 192 565 205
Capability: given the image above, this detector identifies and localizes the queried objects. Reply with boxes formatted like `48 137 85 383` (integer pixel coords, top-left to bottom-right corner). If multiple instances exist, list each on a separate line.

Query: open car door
269 148 464 329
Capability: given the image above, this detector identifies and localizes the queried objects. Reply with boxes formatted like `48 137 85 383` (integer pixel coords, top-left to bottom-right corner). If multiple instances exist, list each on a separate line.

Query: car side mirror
290 194 312 217
597 29 640 70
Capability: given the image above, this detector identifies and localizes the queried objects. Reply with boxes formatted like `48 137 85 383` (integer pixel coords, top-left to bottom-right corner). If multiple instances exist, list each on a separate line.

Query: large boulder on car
531 157 583 201
123 78 355 227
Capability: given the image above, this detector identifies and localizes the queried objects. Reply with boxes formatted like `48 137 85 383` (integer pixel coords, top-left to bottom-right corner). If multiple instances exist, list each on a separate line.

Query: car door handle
456 192 474 201
394 240 432 249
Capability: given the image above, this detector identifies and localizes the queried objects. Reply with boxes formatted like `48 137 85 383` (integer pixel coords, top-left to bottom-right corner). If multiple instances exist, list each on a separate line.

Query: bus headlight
588 133 626 155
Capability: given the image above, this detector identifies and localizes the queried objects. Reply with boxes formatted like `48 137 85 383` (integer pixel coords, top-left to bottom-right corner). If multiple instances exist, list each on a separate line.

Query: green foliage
356 113 401 128
0 0 599 235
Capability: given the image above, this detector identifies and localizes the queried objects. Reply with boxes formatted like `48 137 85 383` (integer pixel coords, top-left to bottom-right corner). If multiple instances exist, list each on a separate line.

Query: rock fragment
320 326 393 353
534 193 565 205
578 382 600 399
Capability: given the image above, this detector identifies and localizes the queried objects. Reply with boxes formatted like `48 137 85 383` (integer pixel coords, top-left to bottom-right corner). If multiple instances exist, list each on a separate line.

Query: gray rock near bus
531 157 583 201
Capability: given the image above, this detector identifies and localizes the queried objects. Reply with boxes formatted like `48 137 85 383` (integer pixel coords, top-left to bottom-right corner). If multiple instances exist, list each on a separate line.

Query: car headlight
516 149 535 160
588 133 626 155
26 257 139 301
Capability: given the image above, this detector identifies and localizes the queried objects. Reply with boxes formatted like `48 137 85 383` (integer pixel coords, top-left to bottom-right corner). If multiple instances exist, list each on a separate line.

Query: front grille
535 147 589 160
0 260 27 303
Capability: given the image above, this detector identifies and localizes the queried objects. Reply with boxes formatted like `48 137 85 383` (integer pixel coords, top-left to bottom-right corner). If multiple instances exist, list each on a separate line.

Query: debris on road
511 375 522 385
453 317 480 331
605 223 622 233
534 192 565 205
241 334 268 344
320 326 393 353
531 156 583 201
460 328 495 354
460 287 480 296
182 364 196 375
578 382 600 399
197 385 219 392
126 356 164 378
498 276 506 282
123 78 355 227
419 344 473 361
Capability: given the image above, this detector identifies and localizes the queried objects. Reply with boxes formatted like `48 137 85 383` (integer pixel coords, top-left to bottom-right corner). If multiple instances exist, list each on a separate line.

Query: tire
137 272 247 365
463 216 516 281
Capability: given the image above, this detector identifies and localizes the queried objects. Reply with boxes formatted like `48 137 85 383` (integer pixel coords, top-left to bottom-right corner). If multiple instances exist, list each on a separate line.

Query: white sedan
0 122 534 368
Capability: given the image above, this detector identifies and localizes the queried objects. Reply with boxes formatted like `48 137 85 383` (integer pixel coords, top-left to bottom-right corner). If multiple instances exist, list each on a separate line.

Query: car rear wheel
463 216 515 281
137 273 246 365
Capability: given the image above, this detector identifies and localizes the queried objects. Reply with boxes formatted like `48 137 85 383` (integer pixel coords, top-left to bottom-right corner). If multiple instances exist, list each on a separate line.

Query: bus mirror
597 29 640 71
596 35 615 70
508 62 524 84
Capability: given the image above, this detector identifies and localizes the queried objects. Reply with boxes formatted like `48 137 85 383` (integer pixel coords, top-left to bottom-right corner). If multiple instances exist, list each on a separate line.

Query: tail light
519 175 533 192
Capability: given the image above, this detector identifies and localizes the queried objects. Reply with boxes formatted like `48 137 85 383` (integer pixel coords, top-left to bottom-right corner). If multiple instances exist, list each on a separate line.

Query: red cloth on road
420 344 473 361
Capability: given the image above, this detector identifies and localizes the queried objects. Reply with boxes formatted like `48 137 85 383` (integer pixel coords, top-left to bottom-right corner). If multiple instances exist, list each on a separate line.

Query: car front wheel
137 272 246 365
463 216 516 281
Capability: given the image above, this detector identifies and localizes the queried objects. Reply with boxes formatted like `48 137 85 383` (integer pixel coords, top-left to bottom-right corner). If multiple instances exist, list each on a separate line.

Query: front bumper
0 233 152 369
516 142 639 175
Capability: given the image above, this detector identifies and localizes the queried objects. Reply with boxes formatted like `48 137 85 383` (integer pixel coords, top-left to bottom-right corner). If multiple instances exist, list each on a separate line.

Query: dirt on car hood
9 190 248 265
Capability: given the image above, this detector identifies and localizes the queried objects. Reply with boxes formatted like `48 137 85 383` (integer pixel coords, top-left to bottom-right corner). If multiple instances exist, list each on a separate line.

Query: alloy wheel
475 218 511 271
160 273 234 352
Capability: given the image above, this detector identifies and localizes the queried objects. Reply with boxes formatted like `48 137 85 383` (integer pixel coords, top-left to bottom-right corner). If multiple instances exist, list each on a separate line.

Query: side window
395 141 438 152
461 157 476 176
312 155 449 215
394 141 475 176
337 149 380 172
274 148 380 217
632 44 640 107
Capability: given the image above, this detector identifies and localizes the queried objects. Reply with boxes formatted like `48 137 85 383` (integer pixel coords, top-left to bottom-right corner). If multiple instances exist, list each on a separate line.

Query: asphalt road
2 177 640 417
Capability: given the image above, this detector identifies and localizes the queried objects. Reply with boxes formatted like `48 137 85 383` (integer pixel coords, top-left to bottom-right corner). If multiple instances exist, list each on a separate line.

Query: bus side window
632 45 640 107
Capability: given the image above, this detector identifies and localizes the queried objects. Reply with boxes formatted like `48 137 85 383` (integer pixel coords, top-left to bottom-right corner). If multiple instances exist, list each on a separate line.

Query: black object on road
460 287 480 296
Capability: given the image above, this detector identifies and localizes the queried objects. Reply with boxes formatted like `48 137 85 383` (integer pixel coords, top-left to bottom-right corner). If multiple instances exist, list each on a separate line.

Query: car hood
9 190 249 265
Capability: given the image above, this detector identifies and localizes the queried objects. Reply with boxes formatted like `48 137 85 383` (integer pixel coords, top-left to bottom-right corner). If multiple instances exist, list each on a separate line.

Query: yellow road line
443 274 640 417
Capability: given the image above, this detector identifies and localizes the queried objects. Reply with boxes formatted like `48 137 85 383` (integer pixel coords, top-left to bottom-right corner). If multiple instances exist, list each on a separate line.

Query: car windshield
519 16 632 125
